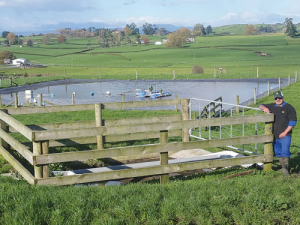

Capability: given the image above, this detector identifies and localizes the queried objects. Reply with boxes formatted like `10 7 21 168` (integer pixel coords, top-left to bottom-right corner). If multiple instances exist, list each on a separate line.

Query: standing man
259 91 297 176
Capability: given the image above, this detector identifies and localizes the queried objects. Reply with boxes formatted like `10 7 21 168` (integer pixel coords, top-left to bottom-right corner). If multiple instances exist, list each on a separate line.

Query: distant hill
9 22 300 36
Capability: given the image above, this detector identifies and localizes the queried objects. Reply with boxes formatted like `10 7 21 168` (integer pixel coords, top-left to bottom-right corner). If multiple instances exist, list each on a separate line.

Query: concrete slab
53 150 257 176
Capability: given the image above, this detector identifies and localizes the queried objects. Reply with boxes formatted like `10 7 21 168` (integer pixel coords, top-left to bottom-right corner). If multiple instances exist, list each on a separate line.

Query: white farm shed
12 58 29 66
155 41 162 45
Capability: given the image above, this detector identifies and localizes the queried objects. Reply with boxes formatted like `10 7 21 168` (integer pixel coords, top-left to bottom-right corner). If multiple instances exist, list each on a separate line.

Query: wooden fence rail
0 98 274 186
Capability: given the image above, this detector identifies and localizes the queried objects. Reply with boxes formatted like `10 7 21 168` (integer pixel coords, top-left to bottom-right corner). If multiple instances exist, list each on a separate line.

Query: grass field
1 33 300 84
1 31 300 224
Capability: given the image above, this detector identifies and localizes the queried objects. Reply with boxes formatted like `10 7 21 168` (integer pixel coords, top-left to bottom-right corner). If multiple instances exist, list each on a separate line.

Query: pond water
0 79 288 109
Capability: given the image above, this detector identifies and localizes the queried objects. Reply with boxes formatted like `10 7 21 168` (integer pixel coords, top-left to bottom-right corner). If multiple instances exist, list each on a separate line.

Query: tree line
245 19 298 37
1 19 298 50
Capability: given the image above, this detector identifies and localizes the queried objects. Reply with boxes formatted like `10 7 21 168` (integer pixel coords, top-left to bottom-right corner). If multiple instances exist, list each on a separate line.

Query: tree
155 28 169 36
178 27 191 39
192 24 206 36
56 28 72 37
134 34 141 44
88 27 96 33
18 39 23 45
266 25 275 33
2 31 9 38
206 25 213 34
57 35 66 43
165 28 191 48
123 27 131 36
284 18 297 38
27 39 33 47
245 25 257 35
258 25 275 33
142 23 158 35
43 34 51 45
144 37 149 45
0 51 16 64
6 32 17 45
125 35 132 46
126 23 139 35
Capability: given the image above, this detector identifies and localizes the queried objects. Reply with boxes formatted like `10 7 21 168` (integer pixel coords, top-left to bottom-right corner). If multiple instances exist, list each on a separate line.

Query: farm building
3 59 11 64
155 41 162 45
12 58 30 66
186 37 195 42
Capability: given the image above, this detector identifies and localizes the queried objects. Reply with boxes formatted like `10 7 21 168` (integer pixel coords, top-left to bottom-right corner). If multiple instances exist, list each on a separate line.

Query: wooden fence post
214 68 216 79
288 74 291 86
295 71 298 83
160 130 169 184
236 95 239 113
0 109 9 149
39 94 42 107
33 142 43 179
181 99 190 142
264 122 273 172
254 88 257 104
72 92 75 105
95 103 104 150
14 93 18 108
175 94 178 112
268 81 270 96
278 77 281 90
42 141 49 178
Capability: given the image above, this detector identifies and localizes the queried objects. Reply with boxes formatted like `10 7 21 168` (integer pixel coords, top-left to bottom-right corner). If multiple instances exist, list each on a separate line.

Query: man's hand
279 126 294 139
262 108 271 114
258 105 271 114
279 132 287 139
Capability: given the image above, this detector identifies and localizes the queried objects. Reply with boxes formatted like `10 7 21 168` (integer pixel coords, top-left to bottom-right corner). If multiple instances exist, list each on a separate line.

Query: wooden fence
0 98 274 186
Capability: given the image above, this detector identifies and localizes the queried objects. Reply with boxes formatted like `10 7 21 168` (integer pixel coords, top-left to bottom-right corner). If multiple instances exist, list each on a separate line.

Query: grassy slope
1 33 300 83
0 82 300 224
1 32 300 223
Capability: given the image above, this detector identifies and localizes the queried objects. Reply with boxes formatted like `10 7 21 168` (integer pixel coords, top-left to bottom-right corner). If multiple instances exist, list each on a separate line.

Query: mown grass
1 169 300 224
1 33 300 85
0 81 299 224
1 33 300 224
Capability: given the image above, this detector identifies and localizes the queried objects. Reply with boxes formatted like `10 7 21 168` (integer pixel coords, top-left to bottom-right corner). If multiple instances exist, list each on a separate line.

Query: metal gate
189 97 264 154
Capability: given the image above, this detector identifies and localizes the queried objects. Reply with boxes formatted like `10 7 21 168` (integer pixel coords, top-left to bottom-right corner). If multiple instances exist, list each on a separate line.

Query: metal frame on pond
189 98 263 154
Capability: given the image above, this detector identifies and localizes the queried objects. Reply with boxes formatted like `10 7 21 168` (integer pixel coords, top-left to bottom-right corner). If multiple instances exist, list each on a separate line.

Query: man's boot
278 157 284 172
281 157 290 176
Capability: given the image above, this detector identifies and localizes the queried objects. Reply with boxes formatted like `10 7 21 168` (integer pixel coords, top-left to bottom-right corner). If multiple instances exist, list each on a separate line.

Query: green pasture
1 32 300 224
1 33 300 83
1 80 300 224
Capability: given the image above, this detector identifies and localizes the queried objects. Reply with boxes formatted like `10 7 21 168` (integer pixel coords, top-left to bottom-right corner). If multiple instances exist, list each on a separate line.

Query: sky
1 0 300 33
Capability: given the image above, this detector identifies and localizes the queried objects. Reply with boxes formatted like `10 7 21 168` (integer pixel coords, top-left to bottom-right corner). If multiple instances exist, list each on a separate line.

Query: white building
12 58 29 66
186 38 195 43
155 41 162 45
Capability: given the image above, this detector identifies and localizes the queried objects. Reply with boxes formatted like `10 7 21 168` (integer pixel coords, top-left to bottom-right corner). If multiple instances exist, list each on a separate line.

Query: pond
0 79 289 109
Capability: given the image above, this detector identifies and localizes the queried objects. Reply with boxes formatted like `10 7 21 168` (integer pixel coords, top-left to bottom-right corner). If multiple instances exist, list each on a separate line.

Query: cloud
217 11 291 26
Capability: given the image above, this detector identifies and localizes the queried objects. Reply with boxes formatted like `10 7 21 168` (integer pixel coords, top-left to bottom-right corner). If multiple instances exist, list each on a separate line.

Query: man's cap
273 91 283 99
